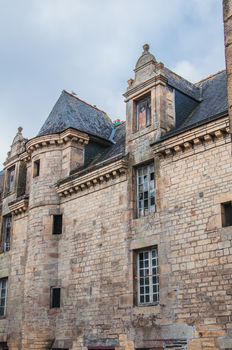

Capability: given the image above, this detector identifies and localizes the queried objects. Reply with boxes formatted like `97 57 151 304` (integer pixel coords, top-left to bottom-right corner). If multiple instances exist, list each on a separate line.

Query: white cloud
172 60 203 82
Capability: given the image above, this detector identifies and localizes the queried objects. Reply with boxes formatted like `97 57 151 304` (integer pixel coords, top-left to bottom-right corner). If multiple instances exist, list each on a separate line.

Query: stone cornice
23 129 89 161
124 74 167 101
56 159 128 197
8 195 29 215
152 117 230 157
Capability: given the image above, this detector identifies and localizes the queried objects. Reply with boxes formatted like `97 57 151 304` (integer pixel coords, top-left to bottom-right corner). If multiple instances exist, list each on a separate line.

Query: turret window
136 95 151 130
33 159 40 178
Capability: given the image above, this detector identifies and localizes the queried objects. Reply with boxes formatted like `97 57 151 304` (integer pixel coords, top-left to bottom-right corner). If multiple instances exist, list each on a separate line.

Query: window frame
6 166 15 194
1 216 12 253
135 94 151 131
136 247 159 306
0 278 8 317
136 162 156 218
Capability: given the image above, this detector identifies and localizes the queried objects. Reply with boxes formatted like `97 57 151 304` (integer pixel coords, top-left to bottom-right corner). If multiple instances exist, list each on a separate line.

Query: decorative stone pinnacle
143 44 150 53
18 126 23 133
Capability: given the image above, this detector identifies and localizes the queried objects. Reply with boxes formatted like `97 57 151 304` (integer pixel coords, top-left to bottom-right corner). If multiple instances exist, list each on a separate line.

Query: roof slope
182 70 228 128
38 90 114 141
160 70 228 140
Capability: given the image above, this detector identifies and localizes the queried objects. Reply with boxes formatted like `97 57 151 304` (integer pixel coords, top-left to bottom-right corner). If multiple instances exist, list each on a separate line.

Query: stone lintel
56 159 128 197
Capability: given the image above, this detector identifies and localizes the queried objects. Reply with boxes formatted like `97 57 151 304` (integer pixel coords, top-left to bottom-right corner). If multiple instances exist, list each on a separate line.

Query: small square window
221 201 232 227
52 215 63 235
33 160 40 177
135 247 159 306
136 95 151 130
50 287 60 308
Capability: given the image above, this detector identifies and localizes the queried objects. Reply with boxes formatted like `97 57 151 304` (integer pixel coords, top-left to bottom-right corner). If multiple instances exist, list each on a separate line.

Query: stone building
0 2 232 350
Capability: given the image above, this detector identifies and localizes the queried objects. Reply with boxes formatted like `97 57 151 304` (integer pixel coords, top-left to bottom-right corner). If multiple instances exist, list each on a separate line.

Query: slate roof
37 68 228 179
159 69 228 141
38 90 114 141
164 67 202 101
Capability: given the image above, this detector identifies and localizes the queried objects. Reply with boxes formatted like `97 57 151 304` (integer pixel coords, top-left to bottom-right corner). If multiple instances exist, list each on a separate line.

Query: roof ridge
196 69 226 85
63 90 110 117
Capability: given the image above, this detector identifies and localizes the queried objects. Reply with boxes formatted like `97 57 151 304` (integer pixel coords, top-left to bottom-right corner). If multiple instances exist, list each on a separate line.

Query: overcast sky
0 0 225 166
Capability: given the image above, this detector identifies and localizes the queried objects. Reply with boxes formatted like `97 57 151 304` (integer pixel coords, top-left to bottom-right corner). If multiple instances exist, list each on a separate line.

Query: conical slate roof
38 90 114 141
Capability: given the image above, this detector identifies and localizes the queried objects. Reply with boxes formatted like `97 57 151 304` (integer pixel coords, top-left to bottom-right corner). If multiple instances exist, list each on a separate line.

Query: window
137 163 155 217
137 247 159 305
1 216 12 252
136 95 151 130
52 215 63 235
33 159 40 177
0 278 8 317
0 343 8 350
221 201 232 227
6 166 15 193
50 287 60 308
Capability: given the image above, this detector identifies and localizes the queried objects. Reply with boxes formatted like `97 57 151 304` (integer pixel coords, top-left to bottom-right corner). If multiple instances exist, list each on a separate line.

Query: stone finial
127 78 134 87
4 126 26 165
135 43 156 70
143 44 150 53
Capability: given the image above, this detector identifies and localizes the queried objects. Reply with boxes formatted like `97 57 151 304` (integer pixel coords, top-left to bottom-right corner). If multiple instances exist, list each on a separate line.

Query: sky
0 0 225 166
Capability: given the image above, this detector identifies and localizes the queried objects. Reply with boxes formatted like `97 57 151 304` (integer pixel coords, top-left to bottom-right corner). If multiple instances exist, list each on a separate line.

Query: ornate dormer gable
124 44 177 158
4 127 27 165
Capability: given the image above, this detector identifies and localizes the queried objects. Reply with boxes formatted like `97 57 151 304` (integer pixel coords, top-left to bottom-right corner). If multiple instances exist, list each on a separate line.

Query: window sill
133 304 160 315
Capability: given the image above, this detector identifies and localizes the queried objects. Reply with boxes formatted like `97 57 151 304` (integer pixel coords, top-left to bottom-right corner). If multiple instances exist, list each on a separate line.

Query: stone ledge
8 195 29 215
56 159 128 197
153 117 230 157
20 128 89 161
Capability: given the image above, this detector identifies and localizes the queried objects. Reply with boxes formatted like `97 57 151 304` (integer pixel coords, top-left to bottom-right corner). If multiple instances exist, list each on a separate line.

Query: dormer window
6 166 15 193
136 95 151 130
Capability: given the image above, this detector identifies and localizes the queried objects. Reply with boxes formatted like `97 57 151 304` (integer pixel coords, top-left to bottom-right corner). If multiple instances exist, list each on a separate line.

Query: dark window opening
136 95 151 130
221 201 232 227
53 215 63 235
33 159 40 177
51 287 60 308
0 342 8 350
6 166 15 193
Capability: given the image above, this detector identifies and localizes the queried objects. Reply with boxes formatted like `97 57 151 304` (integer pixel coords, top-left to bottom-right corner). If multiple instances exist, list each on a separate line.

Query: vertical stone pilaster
223 0 232 132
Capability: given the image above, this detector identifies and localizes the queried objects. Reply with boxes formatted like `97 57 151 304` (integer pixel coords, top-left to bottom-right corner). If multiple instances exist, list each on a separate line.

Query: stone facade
0 3 232 350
